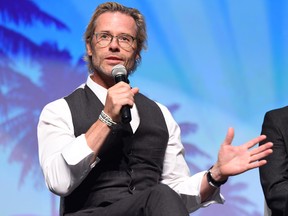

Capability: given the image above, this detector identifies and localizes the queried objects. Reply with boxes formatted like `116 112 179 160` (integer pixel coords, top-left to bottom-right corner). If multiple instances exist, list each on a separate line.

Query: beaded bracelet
99 110 117 127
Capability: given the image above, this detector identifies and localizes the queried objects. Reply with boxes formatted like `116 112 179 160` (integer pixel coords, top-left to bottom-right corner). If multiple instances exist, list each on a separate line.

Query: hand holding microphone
111 64 136 124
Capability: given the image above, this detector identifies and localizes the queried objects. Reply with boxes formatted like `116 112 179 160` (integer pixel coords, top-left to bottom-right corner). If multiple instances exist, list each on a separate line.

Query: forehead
95 12 137 35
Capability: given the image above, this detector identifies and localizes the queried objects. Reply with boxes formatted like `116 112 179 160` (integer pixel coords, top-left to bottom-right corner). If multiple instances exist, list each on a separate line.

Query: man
38 2 273 216
259 106 288 216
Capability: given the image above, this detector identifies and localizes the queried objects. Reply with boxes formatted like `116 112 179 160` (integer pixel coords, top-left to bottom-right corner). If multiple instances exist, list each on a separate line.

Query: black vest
61 85 169 215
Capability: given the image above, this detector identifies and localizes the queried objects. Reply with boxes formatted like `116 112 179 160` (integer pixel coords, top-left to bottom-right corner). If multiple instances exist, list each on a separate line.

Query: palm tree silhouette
0 1 86 215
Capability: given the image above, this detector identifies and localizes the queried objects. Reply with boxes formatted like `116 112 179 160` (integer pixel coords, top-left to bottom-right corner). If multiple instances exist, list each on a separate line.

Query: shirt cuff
176 171 225 213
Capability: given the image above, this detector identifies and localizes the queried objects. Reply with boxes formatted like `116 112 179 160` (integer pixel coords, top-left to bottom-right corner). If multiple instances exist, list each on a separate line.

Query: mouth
105 56 123 64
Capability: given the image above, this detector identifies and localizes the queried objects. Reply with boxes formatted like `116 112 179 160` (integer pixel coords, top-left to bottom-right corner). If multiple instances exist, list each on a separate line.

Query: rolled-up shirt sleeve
37 98 97 196
158 103 224 213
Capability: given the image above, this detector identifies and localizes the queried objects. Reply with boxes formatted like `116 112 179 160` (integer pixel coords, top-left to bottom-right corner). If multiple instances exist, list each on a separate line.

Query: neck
90 73 115 89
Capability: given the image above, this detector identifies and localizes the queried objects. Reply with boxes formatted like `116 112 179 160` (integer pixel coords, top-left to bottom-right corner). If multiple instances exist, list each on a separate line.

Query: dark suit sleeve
259 109 288 215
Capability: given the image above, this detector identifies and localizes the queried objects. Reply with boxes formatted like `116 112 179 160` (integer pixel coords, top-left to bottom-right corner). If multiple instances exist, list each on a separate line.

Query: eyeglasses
94 32 136 50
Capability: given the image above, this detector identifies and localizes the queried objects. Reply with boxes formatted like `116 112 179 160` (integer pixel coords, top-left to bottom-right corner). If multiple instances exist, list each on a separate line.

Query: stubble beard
91 60 137 83
91 63 115 87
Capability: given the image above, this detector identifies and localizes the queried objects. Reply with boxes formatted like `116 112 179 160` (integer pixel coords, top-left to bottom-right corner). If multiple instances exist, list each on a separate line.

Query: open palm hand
216 128 273 177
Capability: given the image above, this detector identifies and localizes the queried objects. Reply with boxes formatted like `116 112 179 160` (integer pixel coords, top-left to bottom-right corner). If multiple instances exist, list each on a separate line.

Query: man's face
86 12 139 86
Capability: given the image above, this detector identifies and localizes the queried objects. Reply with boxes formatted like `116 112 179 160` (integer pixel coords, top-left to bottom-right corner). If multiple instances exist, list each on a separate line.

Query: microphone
111 64 131 124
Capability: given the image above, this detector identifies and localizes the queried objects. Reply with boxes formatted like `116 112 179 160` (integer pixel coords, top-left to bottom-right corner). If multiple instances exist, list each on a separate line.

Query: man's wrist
98 110 117 127
207 166 228 188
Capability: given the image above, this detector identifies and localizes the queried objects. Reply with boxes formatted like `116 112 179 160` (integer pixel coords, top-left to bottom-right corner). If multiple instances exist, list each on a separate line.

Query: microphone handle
114 74 131 124
121 105 131 124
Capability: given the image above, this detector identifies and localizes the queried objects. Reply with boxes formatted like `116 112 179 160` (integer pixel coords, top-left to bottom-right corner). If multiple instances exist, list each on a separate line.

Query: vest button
128 168 133 173
129 185 135 192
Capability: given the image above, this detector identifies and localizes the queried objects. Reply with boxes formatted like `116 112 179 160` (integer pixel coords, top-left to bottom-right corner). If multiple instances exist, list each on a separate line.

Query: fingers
244 134 267 149
250 141 273 155
105 83 138 118
247 159 268 170
222 127 234 146
246 142 273 171
131 87 139 95
250 142 273 162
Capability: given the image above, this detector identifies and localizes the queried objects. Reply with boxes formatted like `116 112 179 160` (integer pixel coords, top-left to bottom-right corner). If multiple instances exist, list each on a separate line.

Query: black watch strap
206 168 228 188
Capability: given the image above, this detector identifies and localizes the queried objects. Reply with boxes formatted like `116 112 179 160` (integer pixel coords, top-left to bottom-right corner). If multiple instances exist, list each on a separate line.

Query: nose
109 36 120 50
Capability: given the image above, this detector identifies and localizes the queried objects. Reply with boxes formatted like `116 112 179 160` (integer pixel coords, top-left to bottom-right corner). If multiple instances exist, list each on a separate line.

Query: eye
99 33 111 40
118 34 133 43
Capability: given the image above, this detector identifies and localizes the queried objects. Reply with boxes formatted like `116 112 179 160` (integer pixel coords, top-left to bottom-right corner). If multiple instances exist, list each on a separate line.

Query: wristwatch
206 168 228 188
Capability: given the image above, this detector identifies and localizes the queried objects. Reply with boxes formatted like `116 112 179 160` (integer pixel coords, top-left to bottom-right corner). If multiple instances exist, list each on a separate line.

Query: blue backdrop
1 0 287 215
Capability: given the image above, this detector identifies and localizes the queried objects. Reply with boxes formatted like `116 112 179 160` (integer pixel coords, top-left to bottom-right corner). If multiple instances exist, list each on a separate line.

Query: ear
86 41 93 56
135 53 140 61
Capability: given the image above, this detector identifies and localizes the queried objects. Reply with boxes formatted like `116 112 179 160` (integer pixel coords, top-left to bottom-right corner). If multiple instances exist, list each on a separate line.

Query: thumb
131 87 139 95
223 127 234 146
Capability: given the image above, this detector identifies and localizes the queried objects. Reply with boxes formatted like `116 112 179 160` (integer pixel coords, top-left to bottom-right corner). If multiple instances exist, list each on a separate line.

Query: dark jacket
259 106 288 216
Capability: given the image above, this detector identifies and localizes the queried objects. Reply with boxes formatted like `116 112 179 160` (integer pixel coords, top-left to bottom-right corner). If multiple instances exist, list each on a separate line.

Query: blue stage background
1 0 287 215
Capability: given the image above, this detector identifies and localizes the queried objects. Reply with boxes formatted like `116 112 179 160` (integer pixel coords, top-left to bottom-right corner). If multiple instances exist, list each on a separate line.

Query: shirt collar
86 75 107 105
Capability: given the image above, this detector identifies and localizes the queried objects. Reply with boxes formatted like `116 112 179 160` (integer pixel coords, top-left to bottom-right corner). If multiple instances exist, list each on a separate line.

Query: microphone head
112 64 127 77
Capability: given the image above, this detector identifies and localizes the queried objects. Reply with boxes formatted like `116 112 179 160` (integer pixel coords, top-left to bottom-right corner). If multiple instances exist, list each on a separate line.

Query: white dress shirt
37 76 224 213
